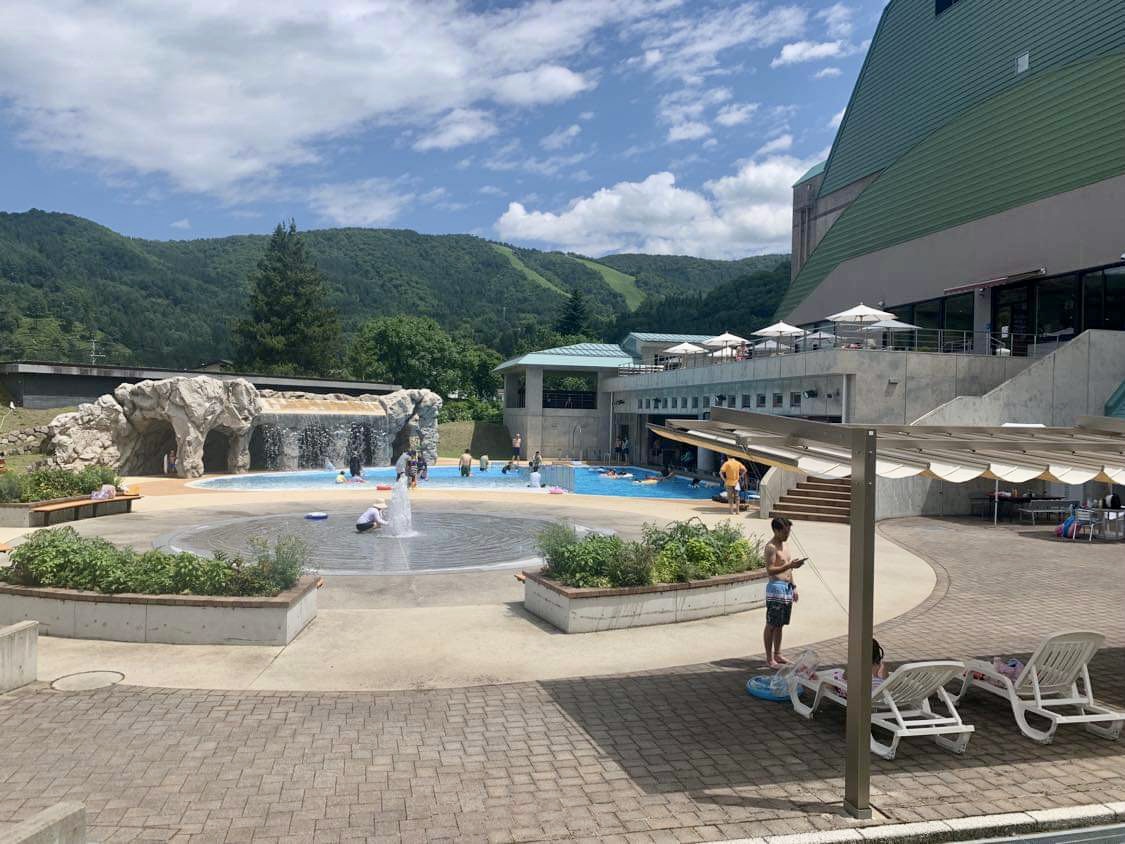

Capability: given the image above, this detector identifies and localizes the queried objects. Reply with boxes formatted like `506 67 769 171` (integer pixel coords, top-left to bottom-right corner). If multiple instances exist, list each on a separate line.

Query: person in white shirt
356 500 389 533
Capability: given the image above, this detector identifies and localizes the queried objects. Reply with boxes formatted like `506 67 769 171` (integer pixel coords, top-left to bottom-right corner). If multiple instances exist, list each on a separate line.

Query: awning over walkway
651 411 1125 485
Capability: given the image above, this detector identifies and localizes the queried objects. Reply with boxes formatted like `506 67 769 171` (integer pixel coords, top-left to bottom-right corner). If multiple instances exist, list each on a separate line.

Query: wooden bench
29 493 142 527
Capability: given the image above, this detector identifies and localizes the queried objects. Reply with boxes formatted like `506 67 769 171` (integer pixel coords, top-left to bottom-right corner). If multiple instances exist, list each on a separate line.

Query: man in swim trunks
459 449 473 477
763 516 805 669
719 454 743 515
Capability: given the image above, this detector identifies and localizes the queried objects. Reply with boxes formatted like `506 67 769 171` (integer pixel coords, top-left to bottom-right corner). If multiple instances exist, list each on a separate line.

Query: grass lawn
437 421 512 459
575 257 645 311
0 405 74 431
1 453 45 473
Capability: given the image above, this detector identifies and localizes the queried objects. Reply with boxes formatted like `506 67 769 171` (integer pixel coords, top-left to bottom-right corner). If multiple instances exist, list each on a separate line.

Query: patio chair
1072 508 1103 541
790 660 973 759
956 630 1124 744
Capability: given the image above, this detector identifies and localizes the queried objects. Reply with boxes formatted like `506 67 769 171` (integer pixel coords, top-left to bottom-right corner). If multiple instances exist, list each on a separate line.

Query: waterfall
384 475 417 537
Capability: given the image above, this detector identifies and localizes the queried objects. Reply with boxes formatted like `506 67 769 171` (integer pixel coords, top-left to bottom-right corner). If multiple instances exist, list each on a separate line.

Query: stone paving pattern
1 517 1123 842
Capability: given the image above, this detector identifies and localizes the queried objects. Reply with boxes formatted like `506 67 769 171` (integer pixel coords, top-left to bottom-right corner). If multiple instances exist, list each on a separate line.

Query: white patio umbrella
709 345 740 357
860 318 921 332
752 321 803 338
752 339 784 350
827 303 895 324
703 331 748 348
662 342 707 355
803 330 837 341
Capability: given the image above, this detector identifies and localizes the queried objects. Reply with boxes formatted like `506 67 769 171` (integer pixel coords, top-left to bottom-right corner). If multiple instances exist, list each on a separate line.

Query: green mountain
0 209 788 368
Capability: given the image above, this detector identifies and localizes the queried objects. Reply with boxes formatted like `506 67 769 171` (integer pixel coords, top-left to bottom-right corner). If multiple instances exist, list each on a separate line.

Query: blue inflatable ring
304 512 329 521
746 675 789 702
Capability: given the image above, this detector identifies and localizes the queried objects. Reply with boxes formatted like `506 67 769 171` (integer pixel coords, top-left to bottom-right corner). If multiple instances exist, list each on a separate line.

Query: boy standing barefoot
763 517 805 668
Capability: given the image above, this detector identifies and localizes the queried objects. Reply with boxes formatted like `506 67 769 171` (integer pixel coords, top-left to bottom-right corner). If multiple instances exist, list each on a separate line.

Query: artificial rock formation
47 376 442 478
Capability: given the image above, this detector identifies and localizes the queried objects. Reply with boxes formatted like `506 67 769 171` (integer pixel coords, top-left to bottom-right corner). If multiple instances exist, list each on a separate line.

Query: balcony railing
543 390 597 410
617 328 1070 375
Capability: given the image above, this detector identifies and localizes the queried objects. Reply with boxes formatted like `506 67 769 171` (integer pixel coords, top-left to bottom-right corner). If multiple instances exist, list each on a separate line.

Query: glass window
772 393 783 408
662 397 669 409
670 397 677 409
741 394 751 408
756 394 766 408
691 396 699 409
727 396 737 408
1084 271 1105 331
790 392 801 408
1105 267 1125 332
913 298 942 351
1035 275 1078 337
636 399 642 410
943 293 974 332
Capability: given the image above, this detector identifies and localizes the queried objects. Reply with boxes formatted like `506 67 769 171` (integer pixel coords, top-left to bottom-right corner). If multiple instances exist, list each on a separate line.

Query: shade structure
648 410 1125 486
752 339 785 350
709 345 739 357
662 342 707 355
803 330 837 341
860 318 921 332
827 303 895 323
703 331 748 347
753 321 804 338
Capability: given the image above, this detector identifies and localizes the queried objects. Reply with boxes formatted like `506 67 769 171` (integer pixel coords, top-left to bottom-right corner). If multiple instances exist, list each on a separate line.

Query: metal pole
844 427 876 819
994 477 999 526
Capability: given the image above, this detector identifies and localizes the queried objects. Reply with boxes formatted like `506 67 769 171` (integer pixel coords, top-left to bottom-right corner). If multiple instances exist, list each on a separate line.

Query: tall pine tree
555 288 590 336
234 221 339 375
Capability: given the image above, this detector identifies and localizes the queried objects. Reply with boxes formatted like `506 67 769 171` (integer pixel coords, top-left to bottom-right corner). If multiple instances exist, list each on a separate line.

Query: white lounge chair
790 660 973 760
956 630 1125 744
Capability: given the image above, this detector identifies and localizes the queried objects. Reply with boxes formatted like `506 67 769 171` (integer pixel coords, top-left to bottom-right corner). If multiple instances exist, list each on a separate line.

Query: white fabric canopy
827 303 895 323
662 342 706 355
650 412 1125 486
861 318 921 332
709 346 739 357
753 321 803 338
803 330 837 341
703 331 748 347
752 339 785 350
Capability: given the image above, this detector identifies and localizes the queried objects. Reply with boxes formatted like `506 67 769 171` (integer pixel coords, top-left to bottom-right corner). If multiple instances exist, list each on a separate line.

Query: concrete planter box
0 495 135 528
523 569 767 633
0 575 317 646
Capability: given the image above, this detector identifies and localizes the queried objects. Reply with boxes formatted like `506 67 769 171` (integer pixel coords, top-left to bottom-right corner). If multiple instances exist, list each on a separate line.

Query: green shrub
14 464 122 503
535 518 762 589
0 474 22 503
1 527 307 597
438 397 503 424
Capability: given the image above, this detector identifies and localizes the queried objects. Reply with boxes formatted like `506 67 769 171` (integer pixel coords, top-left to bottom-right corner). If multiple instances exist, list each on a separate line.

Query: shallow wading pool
191 464 740 500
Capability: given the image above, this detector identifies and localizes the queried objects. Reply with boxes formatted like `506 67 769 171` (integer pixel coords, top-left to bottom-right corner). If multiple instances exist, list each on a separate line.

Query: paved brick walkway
1 518 1123 842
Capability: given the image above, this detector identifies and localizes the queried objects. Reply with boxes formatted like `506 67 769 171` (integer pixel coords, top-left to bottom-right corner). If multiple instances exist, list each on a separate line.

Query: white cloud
816 3 854 39
0 0 671 199
413 109 498 151
579 111 596 121
771 40 845 67
540 124 582 151
479 185 505 196
308 178 414 226
629 3 807 84
667 121 711 142
484 139 591 176
492 66 593 106
496 155 814 258
755 134 793 156
715 102 759 127
829 107 846 129
170 218 191 230
814 66 842 79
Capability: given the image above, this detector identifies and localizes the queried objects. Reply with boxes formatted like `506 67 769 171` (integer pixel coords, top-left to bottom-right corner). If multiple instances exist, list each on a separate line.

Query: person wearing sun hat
355 499 389 533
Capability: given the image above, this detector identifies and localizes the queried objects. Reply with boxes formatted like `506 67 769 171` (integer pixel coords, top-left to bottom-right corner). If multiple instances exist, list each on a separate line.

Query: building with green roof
786 0 1125 341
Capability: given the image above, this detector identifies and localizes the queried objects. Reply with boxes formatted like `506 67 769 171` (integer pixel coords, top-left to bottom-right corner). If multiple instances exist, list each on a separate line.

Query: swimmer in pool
335 471 347 484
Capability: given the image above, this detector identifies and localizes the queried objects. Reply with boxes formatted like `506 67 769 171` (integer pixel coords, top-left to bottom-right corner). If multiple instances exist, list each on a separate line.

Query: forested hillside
0 209 788 367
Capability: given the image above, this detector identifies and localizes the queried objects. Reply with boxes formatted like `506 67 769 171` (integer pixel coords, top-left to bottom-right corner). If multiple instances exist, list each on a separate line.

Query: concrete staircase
770 477 851 524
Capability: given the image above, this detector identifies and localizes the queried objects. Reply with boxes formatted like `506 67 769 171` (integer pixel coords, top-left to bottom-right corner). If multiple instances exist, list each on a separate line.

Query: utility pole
89 337 106 367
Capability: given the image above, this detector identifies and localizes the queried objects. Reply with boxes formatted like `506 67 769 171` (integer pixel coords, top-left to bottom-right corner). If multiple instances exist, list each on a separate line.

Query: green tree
455 341 502 399
556 288 590 335
233 221 339 374
347 315 463 396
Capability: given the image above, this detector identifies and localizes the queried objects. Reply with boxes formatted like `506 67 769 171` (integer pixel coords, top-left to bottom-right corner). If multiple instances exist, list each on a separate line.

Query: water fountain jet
383 475 417 537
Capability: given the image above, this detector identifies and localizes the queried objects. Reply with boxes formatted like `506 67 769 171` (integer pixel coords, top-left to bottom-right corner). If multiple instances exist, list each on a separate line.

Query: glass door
993 283 1030 355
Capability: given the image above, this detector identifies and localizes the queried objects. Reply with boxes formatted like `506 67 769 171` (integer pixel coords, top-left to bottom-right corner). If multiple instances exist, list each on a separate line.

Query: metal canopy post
844 426 876 819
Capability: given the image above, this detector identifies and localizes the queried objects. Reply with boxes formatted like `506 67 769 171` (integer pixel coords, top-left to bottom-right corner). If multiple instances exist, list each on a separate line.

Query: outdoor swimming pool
192 464 741 500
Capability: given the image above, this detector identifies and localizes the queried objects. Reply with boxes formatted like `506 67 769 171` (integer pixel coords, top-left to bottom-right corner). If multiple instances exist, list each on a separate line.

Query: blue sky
0 0 884 258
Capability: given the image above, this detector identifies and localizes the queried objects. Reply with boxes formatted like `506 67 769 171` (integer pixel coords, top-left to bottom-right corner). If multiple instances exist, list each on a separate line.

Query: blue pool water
192 464 741 500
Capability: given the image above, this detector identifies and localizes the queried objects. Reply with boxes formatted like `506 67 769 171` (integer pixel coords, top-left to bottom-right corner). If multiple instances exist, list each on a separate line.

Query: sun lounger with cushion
956 630 1124 744
790 660 973 759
